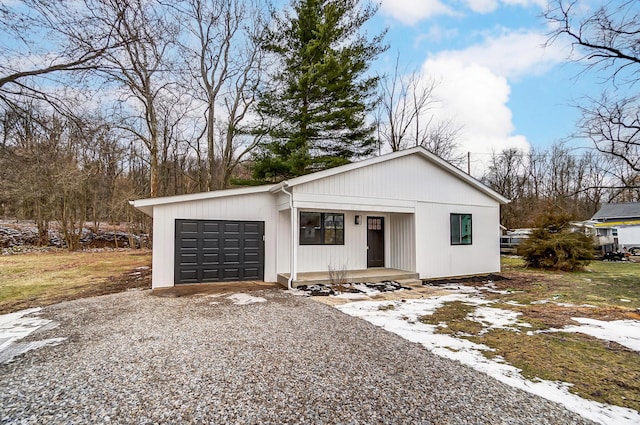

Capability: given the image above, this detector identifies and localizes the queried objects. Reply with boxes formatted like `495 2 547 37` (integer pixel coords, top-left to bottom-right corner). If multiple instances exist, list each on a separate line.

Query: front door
367 216 385 267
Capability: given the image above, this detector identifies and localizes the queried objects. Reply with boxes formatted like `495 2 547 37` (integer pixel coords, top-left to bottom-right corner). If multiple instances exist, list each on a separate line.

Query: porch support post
280 183 297 290
291 204 298 284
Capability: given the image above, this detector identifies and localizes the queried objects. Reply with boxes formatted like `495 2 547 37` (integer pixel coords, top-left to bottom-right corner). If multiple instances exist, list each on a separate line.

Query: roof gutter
279 183 296 290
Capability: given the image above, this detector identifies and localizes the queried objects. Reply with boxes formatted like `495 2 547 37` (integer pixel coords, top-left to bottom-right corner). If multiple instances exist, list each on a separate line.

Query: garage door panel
223 268 241 280
180 238 198 249
243 222 260 233
243 268 260 279
202 238 220 249
224 222 240 232
224 238 240 249
180 222 198 233
243 238 260 249
223 253 240 263
243 252 260 263
178 252 198 265
175 219 264 284
202 269 220 280
202 253 219 264
202 222 220 232
180 270 198 283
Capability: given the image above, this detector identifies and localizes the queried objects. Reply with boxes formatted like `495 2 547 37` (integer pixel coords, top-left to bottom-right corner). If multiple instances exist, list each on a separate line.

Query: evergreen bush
517 210 594 271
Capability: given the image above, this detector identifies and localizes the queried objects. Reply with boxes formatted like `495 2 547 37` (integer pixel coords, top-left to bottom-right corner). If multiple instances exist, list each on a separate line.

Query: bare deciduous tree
545 0 640 174
0 0 127 113
94 0 180 197
377 57 437 152
377 55 464 165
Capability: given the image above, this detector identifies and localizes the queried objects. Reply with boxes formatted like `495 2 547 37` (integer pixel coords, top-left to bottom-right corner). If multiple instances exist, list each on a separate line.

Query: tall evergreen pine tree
253 0 386 181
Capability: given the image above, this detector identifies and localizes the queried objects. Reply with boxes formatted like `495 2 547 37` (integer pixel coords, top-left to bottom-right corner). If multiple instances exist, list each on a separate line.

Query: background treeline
482 144 639 229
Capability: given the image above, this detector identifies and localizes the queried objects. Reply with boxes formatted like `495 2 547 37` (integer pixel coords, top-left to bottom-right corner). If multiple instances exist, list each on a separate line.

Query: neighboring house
591 202 640 254
131 146 509 289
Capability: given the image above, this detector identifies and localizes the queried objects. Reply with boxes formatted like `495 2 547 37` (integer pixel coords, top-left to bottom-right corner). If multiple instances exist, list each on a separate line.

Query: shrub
517 210 594 271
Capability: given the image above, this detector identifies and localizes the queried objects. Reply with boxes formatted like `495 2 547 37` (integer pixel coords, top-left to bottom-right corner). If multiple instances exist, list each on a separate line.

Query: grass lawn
0 249 152 314
422 256 640 411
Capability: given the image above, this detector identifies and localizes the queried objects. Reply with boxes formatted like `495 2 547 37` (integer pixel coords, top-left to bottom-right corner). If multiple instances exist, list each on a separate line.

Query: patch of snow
334 292 369 300
546 318 640 352
336 297 640 425
0 308 66 364
439 284 479 293
468 306 528 333
227 293 267 305
350 283 379 295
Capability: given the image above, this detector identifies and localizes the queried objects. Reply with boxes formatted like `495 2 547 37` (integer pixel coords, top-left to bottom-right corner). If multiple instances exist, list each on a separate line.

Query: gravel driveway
0 289 595 424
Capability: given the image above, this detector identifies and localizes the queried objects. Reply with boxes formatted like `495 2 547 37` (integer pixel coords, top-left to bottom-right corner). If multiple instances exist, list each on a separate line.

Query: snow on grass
336 295 640 425
0 307 65 364
227 293 267 305
469 306 531 332
547 318 640 352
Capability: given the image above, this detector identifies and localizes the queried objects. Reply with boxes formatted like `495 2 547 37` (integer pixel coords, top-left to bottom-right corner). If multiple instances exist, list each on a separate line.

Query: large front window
450 213 472 245
300 212 344 245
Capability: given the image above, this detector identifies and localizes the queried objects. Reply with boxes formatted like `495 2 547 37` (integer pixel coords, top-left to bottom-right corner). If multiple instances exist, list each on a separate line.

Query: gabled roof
270 146 509 204
591 202 640 221
132 146 509 216
131 184 276 216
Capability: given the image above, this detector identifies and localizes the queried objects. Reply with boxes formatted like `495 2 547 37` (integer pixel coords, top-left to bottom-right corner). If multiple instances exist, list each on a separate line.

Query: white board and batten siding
292 153 501 278
151 192 278 288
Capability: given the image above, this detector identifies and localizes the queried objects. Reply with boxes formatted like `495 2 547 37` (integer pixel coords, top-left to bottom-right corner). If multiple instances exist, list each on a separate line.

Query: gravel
0 289 595 425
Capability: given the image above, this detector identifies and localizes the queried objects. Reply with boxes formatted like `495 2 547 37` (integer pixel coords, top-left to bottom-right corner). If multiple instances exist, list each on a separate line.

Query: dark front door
175 219 264 284
367 216 385 268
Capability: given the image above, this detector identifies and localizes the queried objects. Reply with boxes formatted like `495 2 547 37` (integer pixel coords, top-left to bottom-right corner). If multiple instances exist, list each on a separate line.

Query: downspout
280 184 296 290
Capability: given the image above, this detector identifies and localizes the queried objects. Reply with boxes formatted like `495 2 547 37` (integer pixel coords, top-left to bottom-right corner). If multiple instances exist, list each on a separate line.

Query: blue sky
369 0 602 162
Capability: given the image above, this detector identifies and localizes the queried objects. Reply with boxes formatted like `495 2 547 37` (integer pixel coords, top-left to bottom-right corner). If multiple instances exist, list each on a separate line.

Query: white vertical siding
415 202 500 278
295 154 496 207
389 213 416 272
277 210 291 273
151 192 278 288
297 210 368 272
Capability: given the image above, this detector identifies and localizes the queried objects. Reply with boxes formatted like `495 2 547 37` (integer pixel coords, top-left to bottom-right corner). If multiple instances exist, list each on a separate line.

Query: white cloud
422 57 530 170
465 0 548 14
465 0 499 14
403 29 570 173
380 0 548 24
434 30 567 80
379 0 454 25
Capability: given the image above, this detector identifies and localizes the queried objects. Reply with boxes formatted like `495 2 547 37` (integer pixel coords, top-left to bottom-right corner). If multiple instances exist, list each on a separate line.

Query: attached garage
174 219 265 284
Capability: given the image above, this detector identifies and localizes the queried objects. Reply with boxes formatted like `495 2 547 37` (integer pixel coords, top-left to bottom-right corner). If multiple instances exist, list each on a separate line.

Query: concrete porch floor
277 268 420 287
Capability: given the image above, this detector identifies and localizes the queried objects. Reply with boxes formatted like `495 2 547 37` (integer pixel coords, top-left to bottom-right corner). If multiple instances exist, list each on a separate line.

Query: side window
451 213 472 245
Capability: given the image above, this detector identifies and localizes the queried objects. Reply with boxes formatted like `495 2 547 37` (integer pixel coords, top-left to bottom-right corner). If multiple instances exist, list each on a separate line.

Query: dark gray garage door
175 219 264 284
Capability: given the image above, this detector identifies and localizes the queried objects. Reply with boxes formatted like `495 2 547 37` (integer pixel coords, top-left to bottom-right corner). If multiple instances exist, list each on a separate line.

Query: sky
369 0 600 168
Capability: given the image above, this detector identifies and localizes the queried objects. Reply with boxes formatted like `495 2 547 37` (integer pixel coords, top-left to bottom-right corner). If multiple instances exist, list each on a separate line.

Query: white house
132 147 509 289
591 202 640 254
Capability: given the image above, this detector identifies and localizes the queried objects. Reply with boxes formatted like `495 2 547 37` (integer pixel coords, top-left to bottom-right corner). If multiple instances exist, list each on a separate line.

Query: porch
277 268 420 287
